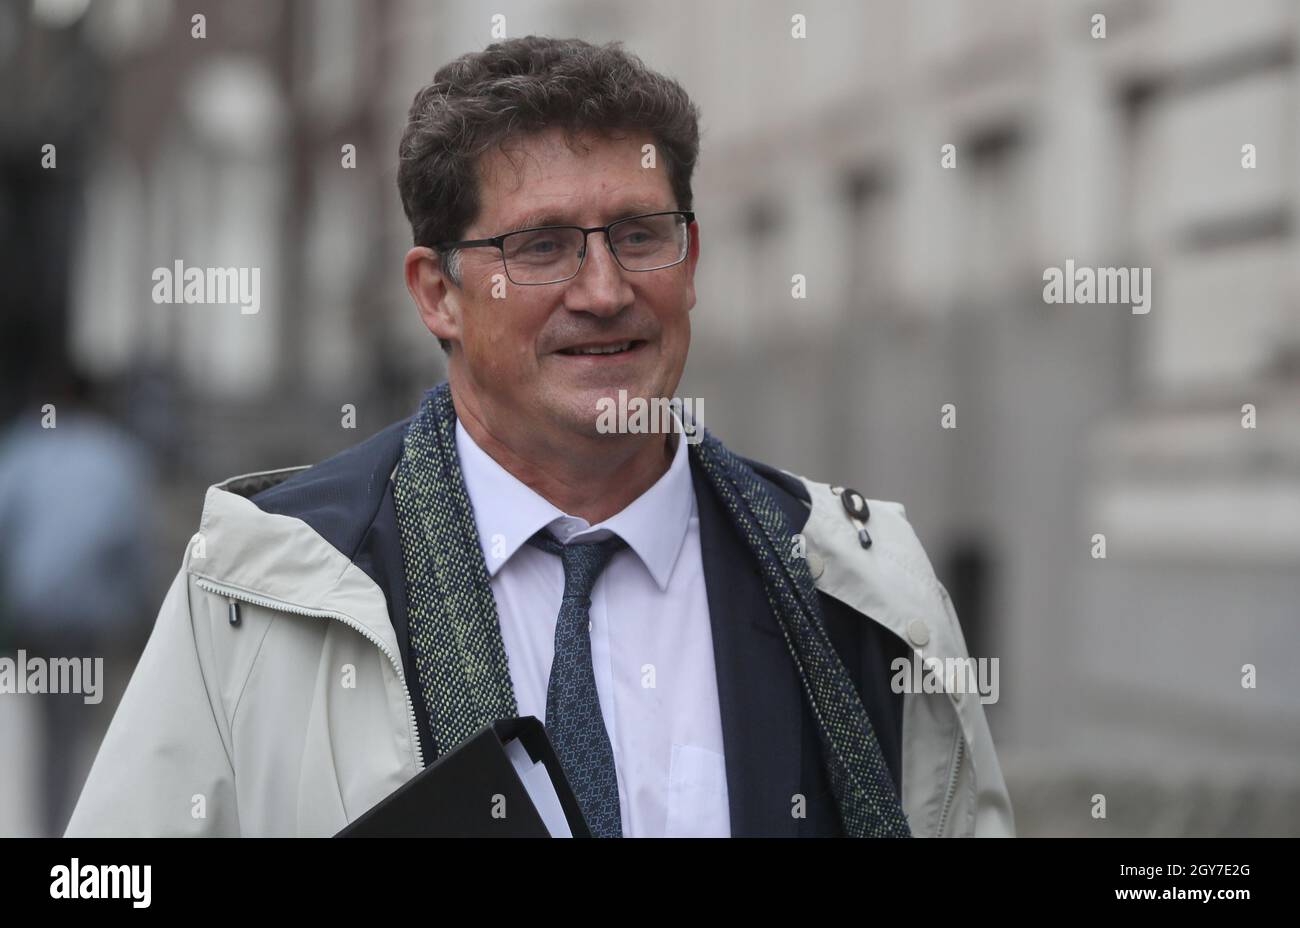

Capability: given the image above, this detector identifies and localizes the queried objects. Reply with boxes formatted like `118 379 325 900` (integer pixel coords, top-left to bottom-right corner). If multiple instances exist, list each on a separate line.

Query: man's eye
613 226 654 247
509 233 566 259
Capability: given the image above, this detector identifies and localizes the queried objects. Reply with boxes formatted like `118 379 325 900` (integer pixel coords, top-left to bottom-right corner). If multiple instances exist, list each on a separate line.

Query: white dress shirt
455 420 730 837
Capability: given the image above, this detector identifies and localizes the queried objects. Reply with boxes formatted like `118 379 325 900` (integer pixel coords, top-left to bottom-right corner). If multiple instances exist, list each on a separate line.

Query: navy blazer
252 417 908 837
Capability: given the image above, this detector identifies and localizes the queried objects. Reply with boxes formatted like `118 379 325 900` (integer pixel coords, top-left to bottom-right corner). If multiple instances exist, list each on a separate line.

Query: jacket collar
192 470 404 668
799 485 958 658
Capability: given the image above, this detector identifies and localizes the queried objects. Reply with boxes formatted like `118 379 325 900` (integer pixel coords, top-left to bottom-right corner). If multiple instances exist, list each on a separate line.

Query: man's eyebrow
497 201 671 234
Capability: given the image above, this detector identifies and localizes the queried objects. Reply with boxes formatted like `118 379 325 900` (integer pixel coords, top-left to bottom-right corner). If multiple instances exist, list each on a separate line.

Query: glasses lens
610 213 688 271
502 227 585 284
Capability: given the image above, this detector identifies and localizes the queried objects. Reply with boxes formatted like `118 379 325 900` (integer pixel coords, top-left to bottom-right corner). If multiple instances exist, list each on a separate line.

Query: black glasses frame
434 210 696 285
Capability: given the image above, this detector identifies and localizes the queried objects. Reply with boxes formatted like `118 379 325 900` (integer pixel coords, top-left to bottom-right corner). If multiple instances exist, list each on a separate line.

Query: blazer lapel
690 457 805 837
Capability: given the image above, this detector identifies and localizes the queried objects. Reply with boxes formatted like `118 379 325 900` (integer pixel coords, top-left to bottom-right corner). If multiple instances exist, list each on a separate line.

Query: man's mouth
556 339 645 357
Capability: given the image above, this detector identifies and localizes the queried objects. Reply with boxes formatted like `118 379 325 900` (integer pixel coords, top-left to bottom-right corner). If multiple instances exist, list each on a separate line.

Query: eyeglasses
435 210 696 285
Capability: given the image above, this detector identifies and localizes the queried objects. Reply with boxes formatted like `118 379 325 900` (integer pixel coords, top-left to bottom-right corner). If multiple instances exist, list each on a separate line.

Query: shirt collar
454 418 694 592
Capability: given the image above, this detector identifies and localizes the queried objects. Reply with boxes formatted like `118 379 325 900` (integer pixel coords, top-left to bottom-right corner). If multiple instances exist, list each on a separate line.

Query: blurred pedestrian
0 367 155 836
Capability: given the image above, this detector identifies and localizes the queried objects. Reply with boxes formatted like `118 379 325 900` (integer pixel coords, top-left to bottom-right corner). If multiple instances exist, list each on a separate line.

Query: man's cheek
462 324 501 379
474 324 532 380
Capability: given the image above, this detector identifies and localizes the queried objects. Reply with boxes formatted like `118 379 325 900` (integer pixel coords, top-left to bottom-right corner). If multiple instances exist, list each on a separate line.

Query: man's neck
452 391 676 526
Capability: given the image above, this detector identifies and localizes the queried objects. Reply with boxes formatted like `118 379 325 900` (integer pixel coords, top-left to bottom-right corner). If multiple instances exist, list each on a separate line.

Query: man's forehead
473 128 670 229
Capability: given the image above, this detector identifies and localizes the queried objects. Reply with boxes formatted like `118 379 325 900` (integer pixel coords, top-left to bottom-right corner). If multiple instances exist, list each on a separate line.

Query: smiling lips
556 339 645 357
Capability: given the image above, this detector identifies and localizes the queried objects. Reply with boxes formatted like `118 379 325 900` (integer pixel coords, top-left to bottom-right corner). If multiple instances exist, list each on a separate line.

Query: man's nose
563 234 633 317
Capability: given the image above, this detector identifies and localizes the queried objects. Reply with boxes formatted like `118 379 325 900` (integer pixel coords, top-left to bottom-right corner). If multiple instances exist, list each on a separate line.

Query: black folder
335 716 591 837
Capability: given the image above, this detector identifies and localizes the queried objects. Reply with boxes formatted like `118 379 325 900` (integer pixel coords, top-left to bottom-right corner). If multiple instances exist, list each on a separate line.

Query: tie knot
527 530 627 601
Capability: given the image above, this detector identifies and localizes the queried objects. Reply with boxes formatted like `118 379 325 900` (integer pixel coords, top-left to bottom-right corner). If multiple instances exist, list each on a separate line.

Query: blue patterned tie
527 529 626 838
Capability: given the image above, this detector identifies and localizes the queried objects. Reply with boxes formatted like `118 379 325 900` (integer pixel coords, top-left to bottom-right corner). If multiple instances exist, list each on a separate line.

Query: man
67 36 1013 837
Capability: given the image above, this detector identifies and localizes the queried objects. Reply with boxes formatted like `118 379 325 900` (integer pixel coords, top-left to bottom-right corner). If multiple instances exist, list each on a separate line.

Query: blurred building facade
3 0 1297 835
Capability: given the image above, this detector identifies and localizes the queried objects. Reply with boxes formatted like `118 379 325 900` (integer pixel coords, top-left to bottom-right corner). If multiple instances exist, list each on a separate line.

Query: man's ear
405 246 461 345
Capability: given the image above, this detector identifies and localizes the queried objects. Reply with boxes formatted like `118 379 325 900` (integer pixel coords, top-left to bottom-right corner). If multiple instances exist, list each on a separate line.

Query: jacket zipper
935 731 965 835
192 576 425 770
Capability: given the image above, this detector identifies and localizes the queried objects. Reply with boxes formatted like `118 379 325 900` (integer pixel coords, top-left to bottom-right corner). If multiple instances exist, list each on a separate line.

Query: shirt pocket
665 743 730 837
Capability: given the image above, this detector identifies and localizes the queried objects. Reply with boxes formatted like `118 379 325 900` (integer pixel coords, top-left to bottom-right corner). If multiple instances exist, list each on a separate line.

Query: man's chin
546 388 656 440
556 400 629 439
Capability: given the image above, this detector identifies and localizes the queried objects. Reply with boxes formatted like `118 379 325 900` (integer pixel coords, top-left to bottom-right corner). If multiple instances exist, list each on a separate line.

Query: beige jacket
66 459 1015 838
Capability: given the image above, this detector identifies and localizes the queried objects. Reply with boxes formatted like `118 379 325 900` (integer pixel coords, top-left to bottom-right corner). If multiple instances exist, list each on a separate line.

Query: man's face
428 127 698 444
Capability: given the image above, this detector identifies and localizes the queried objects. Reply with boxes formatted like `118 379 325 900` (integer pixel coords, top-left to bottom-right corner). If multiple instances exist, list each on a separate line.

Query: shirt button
805 550 825 579
907 619 930 647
